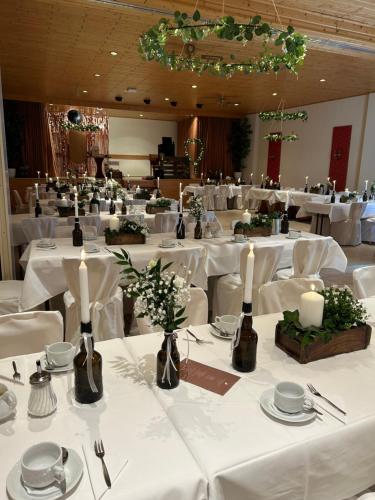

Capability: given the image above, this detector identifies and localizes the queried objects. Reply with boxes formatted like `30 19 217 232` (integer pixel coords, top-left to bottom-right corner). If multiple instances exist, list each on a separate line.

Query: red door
267 132 282 181
329 126 352 191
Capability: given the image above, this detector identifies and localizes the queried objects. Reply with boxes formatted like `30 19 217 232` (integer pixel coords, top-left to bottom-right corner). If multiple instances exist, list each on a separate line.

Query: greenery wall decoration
184 138 205 175
230 118 252 170
139 10 307 77
60 121 100 132
259 110 308 121
264 132 298 142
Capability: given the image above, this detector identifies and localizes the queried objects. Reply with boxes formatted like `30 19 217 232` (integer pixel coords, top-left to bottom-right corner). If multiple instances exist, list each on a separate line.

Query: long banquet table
19 232 347 311
300 201 375 222
0 338 207 500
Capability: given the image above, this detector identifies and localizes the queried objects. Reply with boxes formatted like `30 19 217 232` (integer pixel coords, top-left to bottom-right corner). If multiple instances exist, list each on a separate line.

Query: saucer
6 448 83 500
260 389 316 424
210 323 234 340
40 355 74 373
36 245 57 250
84 248 100 253
158 243 176 248
230 239 247 244
285 235 300 240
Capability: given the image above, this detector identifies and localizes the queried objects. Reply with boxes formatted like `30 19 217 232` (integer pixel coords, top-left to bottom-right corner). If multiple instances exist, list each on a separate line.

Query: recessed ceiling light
97 107 103 111
320 78 326 82
139 114 144 117
94 73 101 77
110 51 118 56
83 90 88 93
164 97 170 101
272 92 278 96
126 87 137 93
49 103 53 106
234 103 240 106
192 84 197 89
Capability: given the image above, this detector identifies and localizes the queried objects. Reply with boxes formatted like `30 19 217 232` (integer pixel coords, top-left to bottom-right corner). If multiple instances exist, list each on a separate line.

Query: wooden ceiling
0 0 375 117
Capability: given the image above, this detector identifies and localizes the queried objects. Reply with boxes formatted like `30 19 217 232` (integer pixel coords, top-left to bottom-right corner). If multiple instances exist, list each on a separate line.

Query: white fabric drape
153 213 179 233
353 266 375 299
21 217 59 241
214 185 229 211
0 281 23 315
330 202 367 246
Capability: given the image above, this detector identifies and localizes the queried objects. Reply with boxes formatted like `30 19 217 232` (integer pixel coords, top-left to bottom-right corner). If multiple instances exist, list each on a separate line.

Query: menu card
180 359 240 395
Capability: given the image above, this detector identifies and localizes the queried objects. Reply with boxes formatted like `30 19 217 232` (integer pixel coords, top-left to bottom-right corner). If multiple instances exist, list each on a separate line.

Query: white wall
243 95 370 190
108 117 177 177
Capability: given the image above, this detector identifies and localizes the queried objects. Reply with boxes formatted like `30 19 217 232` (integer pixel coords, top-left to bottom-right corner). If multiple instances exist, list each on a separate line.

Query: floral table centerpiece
189 195 204 239
275 287 370 363
105 218 149 245
234 214 273 237
115 250 190 389
146 197 172 214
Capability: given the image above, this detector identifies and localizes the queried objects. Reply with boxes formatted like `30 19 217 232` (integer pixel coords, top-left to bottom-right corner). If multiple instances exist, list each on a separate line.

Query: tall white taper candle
243 243 255 303
79 250 90 324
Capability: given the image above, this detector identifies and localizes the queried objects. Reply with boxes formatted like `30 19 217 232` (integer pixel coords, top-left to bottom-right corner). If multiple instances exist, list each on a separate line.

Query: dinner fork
12 361 21 383
94 440 111 488
186 329 213 345
307 383 346 415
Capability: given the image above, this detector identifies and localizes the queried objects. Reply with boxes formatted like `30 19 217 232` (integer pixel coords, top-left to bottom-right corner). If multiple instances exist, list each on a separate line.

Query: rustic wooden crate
145 205 169 214
245 226 272 237
57 207 85 217
105 232 146 245
275 323 372 364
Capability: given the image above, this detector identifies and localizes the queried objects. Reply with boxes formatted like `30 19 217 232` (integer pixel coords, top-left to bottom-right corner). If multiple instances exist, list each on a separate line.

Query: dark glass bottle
156 332 180 389
330 191 336 204
363 191 368 202
200 178 204 187
56 189 62 199
72 218 83 247
194 219 203 239
155 188 161 199
304 184 308 193
104 190 109 201
176 213 185 239
90 191 100 214
109 198 116 215
35 199 42 218
74 322 103 404
232 303 258 372
325 185 330 195
121 200 127 214
260 182 264 189
280 210 289 234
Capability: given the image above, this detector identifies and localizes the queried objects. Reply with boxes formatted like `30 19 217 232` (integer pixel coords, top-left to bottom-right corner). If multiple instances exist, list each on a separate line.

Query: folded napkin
82 439 128 500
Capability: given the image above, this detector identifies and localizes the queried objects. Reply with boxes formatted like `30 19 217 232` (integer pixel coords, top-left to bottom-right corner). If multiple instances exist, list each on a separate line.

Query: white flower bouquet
188 195 204 221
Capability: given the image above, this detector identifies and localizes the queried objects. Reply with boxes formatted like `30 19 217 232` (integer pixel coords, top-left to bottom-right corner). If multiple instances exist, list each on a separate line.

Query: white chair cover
62 255 124 343
330 202 367 246
0 311 63 358
0 281 23 315
353 266 375 299
153 213 179 233
55 225 74 238
361 218 375 243
67 215 101 231
214 185 229 211
202 185 215 211
156 249 201 286
12 190 28 213
212 244 284 317
257 278 324 315
356 494 375 499
21 217 59 242
136 287 208 334
276 237 331 280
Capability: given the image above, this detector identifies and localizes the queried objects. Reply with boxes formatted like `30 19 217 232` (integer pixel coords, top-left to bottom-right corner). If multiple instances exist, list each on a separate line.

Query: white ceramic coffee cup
21 442 65 489
39 238 52 246
45 342 75 367
234 233 245 242
0 383 17 420
274 381 313 414
161 238 174 247
215 315 238 335
288 230 300 239
83 242 98 252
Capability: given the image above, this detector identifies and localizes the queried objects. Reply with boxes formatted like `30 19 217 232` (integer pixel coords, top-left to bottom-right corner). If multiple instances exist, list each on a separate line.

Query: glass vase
156 332 180 389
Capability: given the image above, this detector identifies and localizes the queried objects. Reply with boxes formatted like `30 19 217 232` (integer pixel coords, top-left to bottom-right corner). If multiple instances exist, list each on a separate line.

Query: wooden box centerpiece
234 215 272 238
146 198 172 214
275 288 371 364
105 218 147 245
57 206 85 217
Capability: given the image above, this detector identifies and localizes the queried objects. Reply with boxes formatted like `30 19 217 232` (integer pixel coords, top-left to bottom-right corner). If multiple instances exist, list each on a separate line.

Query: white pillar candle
34 183 39 199
237 177 241 184
270 180 273 186
49 177 53 183
37 171 40 179
333 179 336 191
79 250 90 324
179 182 182 197
243 243 255 304
74 193 79 218
345 188 349 193
299 284 324 328
305 176 309 184
365 180 368 191
242 209 251 224
109 215 120 231
207 177 210 183
157 176 160 188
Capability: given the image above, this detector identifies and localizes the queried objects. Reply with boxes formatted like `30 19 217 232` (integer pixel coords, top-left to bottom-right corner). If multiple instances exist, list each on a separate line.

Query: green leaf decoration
193 9 200 21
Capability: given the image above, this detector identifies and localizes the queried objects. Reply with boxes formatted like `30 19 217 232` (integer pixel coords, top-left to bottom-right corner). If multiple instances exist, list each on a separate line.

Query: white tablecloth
19 231 346 310
125 316 375 500
184 185 242 199
300 201 375 222
248 189 330 207
0 339 207 499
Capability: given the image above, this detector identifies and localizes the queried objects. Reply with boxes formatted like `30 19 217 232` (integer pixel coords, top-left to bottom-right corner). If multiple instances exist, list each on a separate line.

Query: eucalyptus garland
184 138 205 166
139 10 307 77
61 122 100 132
264 133 298 142
259 110 308 121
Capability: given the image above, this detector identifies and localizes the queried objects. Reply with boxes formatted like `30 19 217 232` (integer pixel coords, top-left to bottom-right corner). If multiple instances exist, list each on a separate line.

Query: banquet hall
1 1 375 499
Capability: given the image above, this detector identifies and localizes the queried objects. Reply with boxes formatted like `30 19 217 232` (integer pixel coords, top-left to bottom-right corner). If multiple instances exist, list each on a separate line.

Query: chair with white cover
361 218 375 244
353 266 375 299
330 202 367 246
55 225 74 238
355 493 375 499
276 237 331 280
12 190 28 213
212 244 284 317
214 185 229 211
202 185 215 211
21 217 59 242
62 255 124 343
153 213 179 233
258 278 324 315
0 281 23 314
0 311 63 358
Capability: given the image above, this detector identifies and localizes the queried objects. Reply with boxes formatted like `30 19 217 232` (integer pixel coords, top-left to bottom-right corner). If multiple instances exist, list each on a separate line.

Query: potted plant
104 218 149 245
275 287 370 363
229 117 252 179
146 197 172 214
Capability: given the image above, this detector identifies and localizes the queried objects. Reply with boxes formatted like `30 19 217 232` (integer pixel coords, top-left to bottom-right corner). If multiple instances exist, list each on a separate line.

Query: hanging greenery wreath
184 138 205 166
139 10 307 77
264 133 298 142
61 122 100 132
259 110 308 121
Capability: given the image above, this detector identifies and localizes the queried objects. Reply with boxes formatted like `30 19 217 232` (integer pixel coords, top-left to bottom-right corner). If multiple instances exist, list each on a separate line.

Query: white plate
229 239 247 244
6 448 83 500
158 244 176 248
285 236 301 240
36 246 57 251
209 324 234 340
40 355 74 373
260 388 316 424
36 243 56 248
84 248 100 254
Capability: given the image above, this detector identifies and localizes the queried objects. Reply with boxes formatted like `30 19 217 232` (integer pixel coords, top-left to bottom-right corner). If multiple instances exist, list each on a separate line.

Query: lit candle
242 209 251 224
105 176 108 187
237 177 241 184
270 180 273 187
345 188 349 193
299 284 324 328
365 180 369 191
79 250 90 324
45 173 48 183
110 171 113 180
305 176 309 184
157 176 160 188
66 171 69 179
201 172 203 179
278 174 281 183
34 183 39 200
243 243 255 303
251 172 253 179
285 191 289 210
109 215 120 231
220 172 223 180
333 179 336 191
261 174 264 181
179 182 183 212
207 177 210 183
74 193 79 218
37 171 40 179
327 177 330 183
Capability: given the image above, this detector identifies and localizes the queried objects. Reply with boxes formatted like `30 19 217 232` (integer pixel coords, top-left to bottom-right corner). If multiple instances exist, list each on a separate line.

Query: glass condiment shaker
28 360 57 417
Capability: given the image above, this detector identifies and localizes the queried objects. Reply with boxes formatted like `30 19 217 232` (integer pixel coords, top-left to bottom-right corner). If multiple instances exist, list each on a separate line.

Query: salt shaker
28 360 57 417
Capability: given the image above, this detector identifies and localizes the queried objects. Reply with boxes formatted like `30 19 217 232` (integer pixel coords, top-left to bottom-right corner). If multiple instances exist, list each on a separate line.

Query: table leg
320 214 324 235
315 214 320 234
